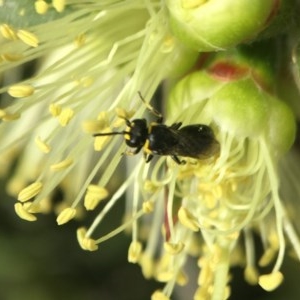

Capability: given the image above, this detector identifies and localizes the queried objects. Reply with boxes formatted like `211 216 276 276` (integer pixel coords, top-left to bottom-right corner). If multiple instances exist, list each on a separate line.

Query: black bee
94 92 220 164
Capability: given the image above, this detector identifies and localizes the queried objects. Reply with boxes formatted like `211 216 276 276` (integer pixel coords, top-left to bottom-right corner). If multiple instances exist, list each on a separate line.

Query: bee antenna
93 131 128 137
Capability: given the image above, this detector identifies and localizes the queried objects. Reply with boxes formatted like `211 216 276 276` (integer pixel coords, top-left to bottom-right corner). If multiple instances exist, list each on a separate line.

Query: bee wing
177 125 220 159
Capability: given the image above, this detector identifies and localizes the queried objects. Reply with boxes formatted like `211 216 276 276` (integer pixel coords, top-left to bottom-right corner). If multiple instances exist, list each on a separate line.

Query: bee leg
144 153 154 163
171 155 186 165
137 91 163 124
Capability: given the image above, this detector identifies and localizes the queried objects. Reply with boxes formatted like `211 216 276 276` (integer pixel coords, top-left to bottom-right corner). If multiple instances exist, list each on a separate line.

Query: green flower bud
168 67 296 156
265 94 296 156
208 78 269 138
166 0 278 51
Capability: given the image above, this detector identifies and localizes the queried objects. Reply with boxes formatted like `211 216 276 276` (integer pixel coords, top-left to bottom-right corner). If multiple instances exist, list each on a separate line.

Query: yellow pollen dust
8 84 34 98
181 0 208 9
258 272 284 291
14 203 37 221
35 136 51 153
164 241 185 255
49 103 62 117
178 206 199 231
0 24 17 40
17 29 39 48
56 207 76 225
128 240 143 263
18 181 43 202
35 0 49 14
151 290 170 300
84 184 108 210
50 158 73 171
77 227 98 251
52 0 65 12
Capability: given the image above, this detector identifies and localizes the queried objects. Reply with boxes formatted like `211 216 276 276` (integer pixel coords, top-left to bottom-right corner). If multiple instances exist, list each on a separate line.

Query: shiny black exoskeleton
94 93 220 164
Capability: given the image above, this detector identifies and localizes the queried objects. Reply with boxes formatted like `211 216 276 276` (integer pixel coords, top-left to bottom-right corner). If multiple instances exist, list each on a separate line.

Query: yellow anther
114 107 135 121
156 270 175 282
244 266 259 285
142 200 154 213
79 76 94 87
198 260 212 286
35 136 51 153
49 103 62 117
77 227 98 251
23 201 42 213
77 227 86 245
82 120 107 134
94 127 112 151
181 0 207 9
1 112 21 121
82 237 98 251
164 241 185 255
258 248 276 267
143 180 158 193
160 35 175 53
18 181 43 202
75 33 86 47
1 53 23 61
58 108 74 126
84 184 108 210
151 290 170 300
8 84 34 98
139 253 154 279
52 0 65 12
17 29 39 47
258 272 284 291
178 206 199 232
0 24 17 40
78 229 96 250
56 207 76 225
14 203 37 221
97 111 109 122
194 286 210 300
115 107 127 119
35 0 49 14
50 158 73 171
0 109 7 118
176 270 188 286
0 109 20 122
128 240 143 263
